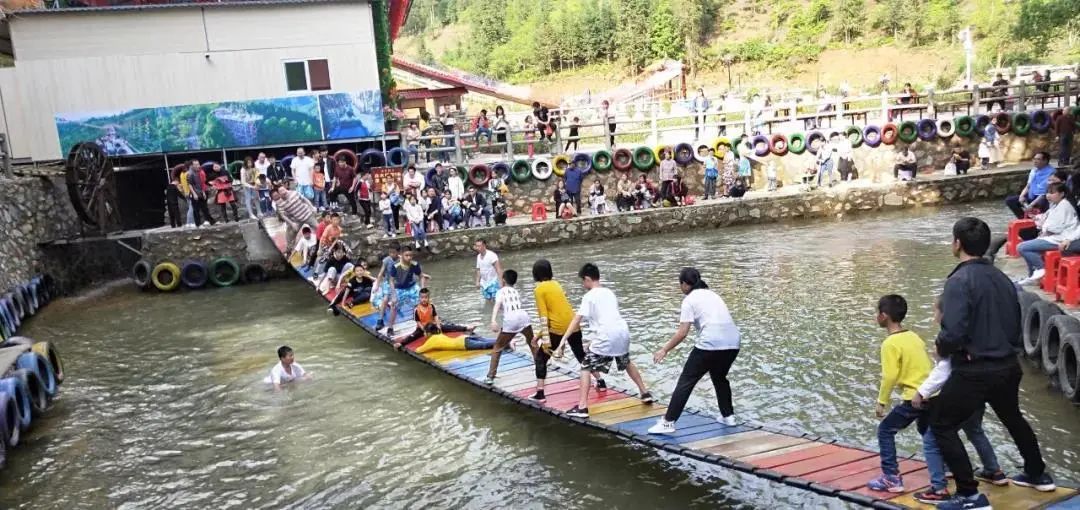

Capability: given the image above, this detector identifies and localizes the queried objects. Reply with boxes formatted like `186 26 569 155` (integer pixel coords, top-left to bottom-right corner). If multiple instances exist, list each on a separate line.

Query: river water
5 201 1079 509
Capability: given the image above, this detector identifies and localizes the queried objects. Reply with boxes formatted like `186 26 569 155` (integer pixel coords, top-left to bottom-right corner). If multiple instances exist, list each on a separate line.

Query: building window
283 59 331 92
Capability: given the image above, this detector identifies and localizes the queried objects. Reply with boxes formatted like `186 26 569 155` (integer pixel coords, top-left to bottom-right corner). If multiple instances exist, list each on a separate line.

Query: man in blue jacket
1004 152 1055 218
930 217 1054 510
564 165 584 214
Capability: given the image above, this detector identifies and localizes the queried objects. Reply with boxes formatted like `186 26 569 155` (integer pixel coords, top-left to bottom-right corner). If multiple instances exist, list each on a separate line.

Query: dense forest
402 0 1080 83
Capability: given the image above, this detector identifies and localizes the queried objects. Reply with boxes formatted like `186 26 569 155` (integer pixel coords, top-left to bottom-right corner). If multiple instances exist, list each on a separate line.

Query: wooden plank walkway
262 217 1079 509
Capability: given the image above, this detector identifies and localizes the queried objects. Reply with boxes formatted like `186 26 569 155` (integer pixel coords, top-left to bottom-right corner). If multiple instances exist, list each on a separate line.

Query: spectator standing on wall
353 171 374 228
311 162 328 209
440 105 457 156
186 160 215 227
1055 106 1075 166
404 122 422 164
254 152 271 178
316 148 335 185
533 102 551 142
658 149 677 200
601 100 616 147
291 147 316 200
564 160 585 214
692 88 710 140
266 155 287 186
330 155 358 215
240 157 259 220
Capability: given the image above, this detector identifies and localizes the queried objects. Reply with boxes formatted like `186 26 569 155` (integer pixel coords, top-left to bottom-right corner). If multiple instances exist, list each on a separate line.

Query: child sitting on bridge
327 261 375 315
393 288 476 350
415 323 495 354
867 294 933 494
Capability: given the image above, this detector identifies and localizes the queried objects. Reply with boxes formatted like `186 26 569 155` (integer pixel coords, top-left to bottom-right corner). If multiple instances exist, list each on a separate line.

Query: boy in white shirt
378 193 394 238
484 269 535 385
265 345 312 390
289 224 317 270
565 263 653 418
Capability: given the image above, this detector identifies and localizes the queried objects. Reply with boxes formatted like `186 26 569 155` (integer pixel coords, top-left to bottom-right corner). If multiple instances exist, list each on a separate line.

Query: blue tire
1031 110 1052 133
0 298 14 336
0 391 18 447
359 148 386 169
16 352 57 398
571 153 592 174
863 125 882 148
386 147 407 167
22 284 37 314
9 291 25 322
974 115 991 138
0 377 32 431
9 369 47 417
917 118 938 141
180 260 209 289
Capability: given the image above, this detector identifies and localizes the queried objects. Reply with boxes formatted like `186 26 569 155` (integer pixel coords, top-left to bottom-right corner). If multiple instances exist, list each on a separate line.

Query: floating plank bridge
261 217 1078 509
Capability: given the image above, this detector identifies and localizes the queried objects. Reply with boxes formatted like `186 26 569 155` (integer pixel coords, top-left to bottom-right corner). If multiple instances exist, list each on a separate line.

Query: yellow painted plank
707 435 810 458
682 430 775 451
348 302 375 317
593 406 667 424
891 482 1077 510
426 350 488 364
738 441 822 462
589 397 647 414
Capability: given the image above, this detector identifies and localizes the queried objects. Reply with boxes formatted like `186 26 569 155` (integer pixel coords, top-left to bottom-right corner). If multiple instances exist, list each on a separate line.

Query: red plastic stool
405 222 412 236
1056 257 1080 306
530 202 547 221
1006 219 1037 257
1043 250 1063 294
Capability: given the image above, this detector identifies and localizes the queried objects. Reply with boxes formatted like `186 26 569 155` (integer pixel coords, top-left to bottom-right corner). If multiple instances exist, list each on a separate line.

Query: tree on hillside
416 39 435 64
923 0 960 43
616 0 652 73
831 0 865 44
671 0 714 75
650 0 684 60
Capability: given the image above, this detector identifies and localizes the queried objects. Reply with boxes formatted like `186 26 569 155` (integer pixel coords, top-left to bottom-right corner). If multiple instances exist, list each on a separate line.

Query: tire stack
134 257 267 293
1018 291 1080 402
0 336 65 470
0 275 54 344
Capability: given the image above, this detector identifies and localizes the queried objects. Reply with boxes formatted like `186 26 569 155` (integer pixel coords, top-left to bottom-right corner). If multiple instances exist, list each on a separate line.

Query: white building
0 0 381 162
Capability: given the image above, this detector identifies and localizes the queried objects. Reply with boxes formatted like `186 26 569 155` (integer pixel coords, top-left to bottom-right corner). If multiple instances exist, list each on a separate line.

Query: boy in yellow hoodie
866 294 933 494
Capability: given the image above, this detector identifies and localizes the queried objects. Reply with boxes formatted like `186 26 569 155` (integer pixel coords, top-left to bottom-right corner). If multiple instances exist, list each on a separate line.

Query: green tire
898 121 919 143
788 133 807 154
510 159 532 183
1012 112 1031 136
954 116 975 137
209 257 241 287
632 146 655 171
592 150 613 172
845 126 863 148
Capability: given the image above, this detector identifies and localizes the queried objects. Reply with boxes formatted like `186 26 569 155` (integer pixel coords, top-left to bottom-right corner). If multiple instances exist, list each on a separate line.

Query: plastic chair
530 202 547 222
1056 257 1080 306
1006 219 1037 257
1043 250 1063 295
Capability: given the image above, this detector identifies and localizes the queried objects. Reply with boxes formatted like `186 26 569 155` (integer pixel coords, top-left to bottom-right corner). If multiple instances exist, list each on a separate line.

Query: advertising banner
370 166 402 195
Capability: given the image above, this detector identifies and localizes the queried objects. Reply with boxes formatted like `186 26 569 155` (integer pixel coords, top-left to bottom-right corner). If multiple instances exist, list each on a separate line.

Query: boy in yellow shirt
415 323 495 354
866 294 933 494
530 259 605 402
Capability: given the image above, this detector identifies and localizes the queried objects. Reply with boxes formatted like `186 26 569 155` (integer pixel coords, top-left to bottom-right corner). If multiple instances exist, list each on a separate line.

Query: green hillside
400 0 1080 86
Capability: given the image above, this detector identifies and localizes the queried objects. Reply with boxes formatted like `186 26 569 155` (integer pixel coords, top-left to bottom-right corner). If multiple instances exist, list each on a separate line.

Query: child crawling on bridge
393 288 477 350
414 323 496 354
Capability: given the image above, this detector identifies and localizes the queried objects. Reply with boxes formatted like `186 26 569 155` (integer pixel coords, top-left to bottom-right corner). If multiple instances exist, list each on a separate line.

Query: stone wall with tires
347 168 1028 263
0 176 80 292
138 221 289 282
482 129 1069 216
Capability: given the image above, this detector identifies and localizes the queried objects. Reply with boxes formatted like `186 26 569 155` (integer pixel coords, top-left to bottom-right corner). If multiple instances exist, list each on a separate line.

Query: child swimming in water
265 345 312 390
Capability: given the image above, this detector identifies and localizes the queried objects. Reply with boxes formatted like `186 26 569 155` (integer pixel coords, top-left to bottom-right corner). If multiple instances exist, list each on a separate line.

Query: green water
4 201 1078 509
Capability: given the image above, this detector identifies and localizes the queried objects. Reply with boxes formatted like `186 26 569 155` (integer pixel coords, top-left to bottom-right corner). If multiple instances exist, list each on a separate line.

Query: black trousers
534 330 584 379
191 197 214 225
167 200 181 228
399 321 470 347
329 186 358 214
930 359 1046 496
218 202 239 222
568 192 582 214
893 163 916 179
358 200 372 225
664 348 739 422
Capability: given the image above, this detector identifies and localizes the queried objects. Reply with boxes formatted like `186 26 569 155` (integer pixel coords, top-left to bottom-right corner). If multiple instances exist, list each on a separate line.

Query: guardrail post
836 96 844 127
454 131 463 164
651 104 659 145
506 129 514 160
970 84 980 115
1066 77 1072 108
881 91 889 123
926 88 936 119
1018 80 1027 112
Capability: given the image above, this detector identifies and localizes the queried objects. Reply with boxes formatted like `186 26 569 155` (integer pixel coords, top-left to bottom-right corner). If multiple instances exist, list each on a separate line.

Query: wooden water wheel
65 141 119 230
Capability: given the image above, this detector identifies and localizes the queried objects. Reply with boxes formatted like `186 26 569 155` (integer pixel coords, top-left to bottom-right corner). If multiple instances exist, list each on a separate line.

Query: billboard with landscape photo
319 91 385 140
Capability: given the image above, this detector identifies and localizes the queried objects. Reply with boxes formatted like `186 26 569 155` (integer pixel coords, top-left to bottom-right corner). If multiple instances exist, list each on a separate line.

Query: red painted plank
748 444 840 469
851 468 932 500
512 379 581 398
773 448 878 477
824 460 926 491
546 389 630 411
803 457 923 484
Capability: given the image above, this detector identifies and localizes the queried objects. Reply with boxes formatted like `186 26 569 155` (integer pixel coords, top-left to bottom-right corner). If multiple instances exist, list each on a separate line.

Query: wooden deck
262 216 1079 509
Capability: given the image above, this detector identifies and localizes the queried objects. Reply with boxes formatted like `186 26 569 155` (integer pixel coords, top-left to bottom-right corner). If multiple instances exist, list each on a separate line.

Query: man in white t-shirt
264 345 312 390
648 267 742 434
474 239 502 301
564 263 653 418
255 152 271 177
291 147 316 200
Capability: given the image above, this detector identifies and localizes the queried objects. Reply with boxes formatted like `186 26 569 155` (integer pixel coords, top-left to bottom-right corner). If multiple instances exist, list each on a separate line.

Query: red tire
612 148 634 172
993 112 1011 134
333 149 358 169
881 123 899 145
769 134 789 156
468 164 491 187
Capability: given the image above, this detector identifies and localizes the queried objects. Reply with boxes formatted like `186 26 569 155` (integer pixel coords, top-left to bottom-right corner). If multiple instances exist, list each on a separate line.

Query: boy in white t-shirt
265 345 312 390
484 269 535 384
565 263 653 418
474 239 503 302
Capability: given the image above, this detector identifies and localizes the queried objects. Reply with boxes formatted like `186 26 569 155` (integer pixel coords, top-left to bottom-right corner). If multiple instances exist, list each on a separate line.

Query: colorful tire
552 155 571 177
511 159 532 183
898 121 919 143
333 149 358 169
769 134 789 156
974 115 991 138
209 257 241 287
673 143 695 165
653 145 673 161
16 352 56 398
359 148 386 168
491 161 511 181
845 126 863 148
592 150 613 172
712 137 731 153
938 119 955 138
751 135 770 157
532 157 554 180
468 164 492 186
1043 316 1080 376
571 153 592 174
730 135 746 158
455 165 468 181
9 369 46 417
28 279 41 309
788 133 807 154
915 119 937 141
0 392 18 448
132 259 152 290
279 155 294 174
1060 333 1080 402
694 144 711 163
31 341 64 385
0 377 31 431
1 295 18 331
805 132 826 154
612 149 634 172
993 112 1011 134
632 146 655 171
1012 112 1032 135
386 147 407 167
243 264 268 284
20 286 35 316
954 116 975 137
1031 110 1052 134
881 123 899 145
180 260 209 289
863 125 882 148
10 290 26 321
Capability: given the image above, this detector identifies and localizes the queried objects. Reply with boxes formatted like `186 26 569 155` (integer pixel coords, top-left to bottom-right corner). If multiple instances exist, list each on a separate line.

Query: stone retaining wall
349 168 1029 263
139 221 289 275
0 176 80 291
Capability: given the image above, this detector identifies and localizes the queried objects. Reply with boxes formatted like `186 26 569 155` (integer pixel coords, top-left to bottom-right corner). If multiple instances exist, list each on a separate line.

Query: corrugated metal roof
7 0 364 16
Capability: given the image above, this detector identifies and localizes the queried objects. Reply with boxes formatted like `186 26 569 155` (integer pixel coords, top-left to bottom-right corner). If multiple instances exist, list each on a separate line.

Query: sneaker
566 406 589 418
913 488 952 505
482 376 495 385
595 379 607 391
386 327 394 337
375 320 384 330
201 221 211 227
1010 472 1056 492
866 474 905 493
975 469 1008 486
529 390 546 402
647 419 676 435
718 414 738 426
938 493 991 510
640 392 655 404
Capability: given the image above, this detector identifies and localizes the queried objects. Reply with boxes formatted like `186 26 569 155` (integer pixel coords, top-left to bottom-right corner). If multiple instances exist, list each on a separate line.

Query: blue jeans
1018 238 1058 275
878 401 922 476
924 406 1000 490
475 127 492 144
704 176 717 198
185 198 195 225
383 213 394 235
242 187 256 218
313 189 327 209
411 220 427 244
464 335 496 350
818 160 835 186
408 145 420 163
258 189 272 214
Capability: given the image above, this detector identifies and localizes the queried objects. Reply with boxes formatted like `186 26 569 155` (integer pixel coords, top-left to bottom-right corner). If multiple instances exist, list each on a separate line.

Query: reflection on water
4 201 1078 509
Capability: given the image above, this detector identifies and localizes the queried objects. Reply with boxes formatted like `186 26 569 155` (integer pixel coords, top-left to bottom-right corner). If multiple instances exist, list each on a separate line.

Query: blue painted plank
456 358 532 377
1046 495 1080 509
358 306 415 328
673 425 751 444
444 354 494 369
615 413 716 432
